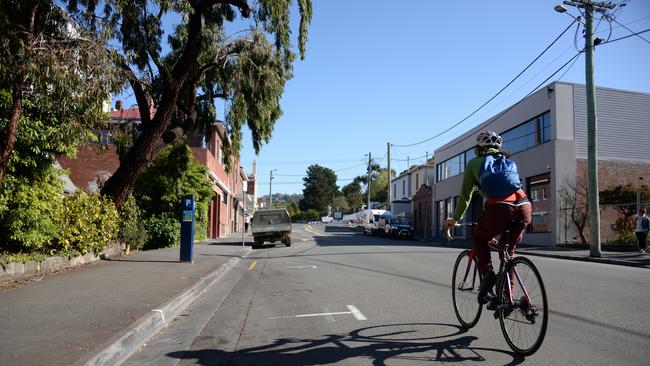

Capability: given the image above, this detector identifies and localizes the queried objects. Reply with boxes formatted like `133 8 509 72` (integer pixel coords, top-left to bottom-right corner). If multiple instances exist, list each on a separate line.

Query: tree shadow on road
167 322 524 365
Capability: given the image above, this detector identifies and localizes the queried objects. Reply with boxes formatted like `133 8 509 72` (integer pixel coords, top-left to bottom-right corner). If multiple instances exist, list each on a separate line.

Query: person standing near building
245 214 251 233
635 208 649 253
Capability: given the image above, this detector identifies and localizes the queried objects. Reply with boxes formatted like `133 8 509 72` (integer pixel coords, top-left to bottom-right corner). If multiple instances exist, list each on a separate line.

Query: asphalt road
127 224 650 365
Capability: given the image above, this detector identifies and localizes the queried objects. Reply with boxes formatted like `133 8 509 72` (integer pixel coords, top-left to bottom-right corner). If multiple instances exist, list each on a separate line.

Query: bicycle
447 223 548 356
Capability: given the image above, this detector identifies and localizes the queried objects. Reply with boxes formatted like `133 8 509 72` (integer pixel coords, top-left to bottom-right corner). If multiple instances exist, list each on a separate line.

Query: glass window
542 112 551 142
527 173 551 232
465 147 476 165
393 184 396 198
402 180 405 195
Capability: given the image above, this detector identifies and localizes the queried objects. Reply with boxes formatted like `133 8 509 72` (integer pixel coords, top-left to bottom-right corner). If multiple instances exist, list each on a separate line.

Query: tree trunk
0 83 23 183
101 91 179 209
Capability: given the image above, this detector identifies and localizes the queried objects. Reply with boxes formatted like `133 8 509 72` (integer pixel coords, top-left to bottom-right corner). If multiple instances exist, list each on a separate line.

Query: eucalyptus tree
63 0 312 208
0 0 117 182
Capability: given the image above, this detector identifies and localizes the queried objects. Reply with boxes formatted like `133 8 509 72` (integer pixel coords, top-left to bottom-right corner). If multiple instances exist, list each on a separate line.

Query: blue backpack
478 154 522 198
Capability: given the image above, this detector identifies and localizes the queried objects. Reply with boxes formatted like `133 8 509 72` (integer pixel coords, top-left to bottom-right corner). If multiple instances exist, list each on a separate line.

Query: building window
436 153 465 182
393 183 396 198
502 111 551 154
416 174 419 189
402 180 405 195
222 192 228 204
527 173 551 232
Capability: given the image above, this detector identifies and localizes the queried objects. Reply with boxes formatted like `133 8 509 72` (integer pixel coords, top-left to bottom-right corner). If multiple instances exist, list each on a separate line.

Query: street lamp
269 169 277 209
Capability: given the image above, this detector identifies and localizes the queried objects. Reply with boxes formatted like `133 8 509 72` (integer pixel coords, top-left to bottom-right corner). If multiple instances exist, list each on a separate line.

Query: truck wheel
285 237 292 247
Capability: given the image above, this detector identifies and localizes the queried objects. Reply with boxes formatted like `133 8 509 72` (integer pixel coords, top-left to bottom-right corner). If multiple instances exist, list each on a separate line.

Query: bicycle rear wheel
497 256 548 356
452 250 482 328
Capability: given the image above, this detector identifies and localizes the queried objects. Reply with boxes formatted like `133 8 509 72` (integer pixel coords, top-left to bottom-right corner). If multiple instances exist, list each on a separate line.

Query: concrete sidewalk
0 238 252 366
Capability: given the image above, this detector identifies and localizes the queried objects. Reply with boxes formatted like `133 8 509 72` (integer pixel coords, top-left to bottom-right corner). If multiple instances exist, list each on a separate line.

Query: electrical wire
611 18 650 44
600 27 650 44
392 19 578 148
435 51 582 156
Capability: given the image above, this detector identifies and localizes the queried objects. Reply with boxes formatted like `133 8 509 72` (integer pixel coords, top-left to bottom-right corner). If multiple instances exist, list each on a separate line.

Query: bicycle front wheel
497 256 548 356
452 249 482 328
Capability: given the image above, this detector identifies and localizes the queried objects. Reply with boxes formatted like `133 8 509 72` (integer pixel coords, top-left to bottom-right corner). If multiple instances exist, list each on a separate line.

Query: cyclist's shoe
478 270 496 305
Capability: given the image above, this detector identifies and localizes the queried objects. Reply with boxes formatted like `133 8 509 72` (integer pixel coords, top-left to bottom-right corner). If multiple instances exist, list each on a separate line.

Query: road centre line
248 260 257 271
269 305 366 321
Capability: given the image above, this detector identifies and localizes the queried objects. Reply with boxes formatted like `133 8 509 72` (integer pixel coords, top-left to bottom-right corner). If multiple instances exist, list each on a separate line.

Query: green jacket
452 148 500 220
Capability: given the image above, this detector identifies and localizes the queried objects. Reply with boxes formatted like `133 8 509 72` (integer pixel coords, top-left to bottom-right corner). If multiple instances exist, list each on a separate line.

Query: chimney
115 100 122 110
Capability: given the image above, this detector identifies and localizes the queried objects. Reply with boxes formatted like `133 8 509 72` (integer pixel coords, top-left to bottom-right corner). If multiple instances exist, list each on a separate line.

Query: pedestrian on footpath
635 208 649 253
245 214 251 233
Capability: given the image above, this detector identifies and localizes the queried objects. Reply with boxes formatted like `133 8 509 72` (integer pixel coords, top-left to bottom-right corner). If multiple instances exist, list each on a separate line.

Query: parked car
384 216 414 238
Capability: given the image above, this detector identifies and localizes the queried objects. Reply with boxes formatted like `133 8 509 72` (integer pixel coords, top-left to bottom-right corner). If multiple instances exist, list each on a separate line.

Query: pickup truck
251 209 292 247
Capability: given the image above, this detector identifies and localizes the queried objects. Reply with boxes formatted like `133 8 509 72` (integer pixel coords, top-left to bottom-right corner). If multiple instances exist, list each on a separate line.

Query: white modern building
433 81 650 246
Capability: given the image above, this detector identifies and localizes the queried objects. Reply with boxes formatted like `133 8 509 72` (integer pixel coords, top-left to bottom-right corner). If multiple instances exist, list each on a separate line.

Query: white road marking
304 225 327 237
287 265 317 269
269 305 367 321
347 305 367 321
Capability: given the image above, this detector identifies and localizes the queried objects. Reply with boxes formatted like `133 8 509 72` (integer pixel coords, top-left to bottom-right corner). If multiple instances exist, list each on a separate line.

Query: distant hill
258 193 303 206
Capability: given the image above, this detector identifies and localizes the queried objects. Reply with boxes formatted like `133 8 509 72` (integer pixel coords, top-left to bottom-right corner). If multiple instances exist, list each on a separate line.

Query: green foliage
369 168 395 204
134 142 213 246
143 215 181 250
286 202 301 218
56 192 119 255
331 195 350 212
304 208 320 221
615 231 637 245
0 166 63 252
118 194 148 250
0 252 46 266
300 164 338 213
342 178 364 210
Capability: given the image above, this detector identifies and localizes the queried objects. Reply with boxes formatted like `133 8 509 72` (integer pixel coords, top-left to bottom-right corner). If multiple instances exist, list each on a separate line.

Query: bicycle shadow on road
166 322 525 365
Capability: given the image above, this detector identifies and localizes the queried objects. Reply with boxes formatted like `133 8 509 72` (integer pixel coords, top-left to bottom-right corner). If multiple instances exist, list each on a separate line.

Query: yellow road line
248 260 257 271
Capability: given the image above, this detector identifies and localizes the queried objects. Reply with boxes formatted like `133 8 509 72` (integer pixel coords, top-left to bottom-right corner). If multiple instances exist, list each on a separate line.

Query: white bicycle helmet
476 130 502 148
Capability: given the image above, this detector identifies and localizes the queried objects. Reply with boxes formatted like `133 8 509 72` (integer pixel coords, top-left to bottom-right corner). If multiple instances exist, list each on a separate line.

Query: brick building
433 82 650 246
59 103 252 239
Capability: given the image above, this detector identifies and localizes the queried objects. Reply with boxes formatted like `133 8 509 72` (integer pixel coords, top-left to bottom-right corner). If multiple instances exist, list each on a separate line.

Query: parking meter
180 195 195 262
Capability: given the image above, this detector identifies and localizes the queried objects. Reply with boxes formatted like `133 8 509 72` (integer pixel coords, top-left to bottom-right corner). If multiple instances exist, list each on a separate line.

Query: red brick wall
576 159 650 242
58 145 120 192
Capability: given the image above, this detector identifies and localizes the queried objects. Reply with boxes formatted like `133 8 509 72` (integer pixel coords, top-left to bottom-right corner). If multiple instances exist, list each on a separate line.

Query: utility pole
367 152 372 210
558 0 614 257
269 169 276 209
387 143 391 212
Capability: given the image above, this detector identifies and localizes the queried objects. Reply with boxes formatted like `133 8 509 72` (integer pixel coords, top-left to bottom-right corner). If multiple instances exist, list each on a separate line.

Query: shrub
134 142 214 241
304 208 320 221
0 167 63 253
615 231 637 245
118 195 148 251
143 215 180 250
56 192 119 255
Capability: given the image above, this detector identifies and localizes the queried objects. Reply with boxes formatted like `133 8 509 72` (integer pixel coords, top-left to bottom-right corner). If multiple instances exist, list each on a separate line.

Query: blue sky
240 0 650 195
121 0 650 195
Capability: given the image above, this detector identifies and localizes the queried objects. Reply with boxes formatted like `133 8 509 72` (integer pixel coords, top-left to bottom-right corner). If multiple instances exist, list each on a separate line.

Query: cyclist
444 130 531 305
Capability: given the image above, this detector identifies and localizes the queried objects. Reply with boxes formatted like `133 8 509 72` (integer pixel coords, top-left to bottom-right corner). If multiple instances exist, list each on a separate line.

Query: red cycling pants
472 202 532 274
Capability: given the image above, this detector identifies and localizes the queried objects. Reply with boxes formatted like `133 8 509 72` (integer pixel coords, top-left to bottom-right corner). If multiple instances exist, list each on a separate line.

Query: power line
599 28 650 46
392 19 578 148
435 51 582 156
